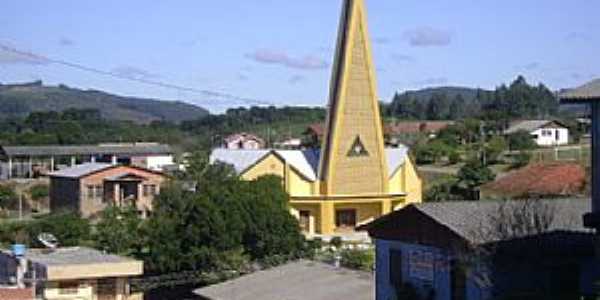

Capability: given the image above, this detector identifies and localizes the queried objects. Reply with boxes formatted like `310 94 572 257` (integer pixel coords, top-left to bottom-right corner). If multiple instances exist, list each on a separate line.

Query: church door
299 211 311 233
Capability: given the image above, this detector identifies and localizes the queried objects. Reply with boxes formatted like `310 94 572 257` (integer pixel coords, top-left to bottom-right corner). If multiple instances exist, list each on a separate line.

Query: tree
28 213 90 247
486 136 507 163
449 94 466 120
507 130 536 151
94 206 144 256
0 185 17 210
457 159 496 199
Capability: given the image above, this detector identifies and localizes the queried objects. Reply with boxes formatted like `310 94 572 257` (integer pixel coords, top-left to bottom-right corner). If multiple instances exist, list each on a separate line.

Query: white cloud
246 49 328 70
404 27 452 47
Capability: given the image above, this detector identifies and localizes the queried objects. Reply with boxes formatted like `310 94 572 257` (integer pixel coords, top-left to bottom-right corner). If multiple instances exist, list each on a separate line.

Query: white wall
146 155 174 171
531 127 569 146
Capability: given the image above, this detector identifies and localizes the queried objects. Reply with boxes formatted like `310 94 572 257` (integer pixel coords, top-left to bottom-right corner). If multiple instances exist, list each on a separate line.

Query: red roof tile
0 288 33 300
481 163 586 198
386 121 453 135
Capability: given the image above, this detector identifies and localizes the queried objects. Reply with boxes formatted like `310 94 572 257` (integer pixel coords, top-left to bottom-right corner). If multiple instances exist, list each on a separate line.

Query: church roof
210 146 409 181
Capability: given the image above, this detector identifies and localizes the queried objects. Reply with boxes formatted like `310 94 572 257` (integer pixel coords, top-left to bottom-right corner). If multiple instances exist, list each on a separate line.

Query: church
211 0 422 235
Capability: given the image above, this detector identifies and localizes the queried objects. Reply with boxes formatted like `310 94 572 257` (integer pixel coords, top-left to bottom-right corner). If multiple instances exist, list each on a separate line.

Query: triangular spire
318 0 388 195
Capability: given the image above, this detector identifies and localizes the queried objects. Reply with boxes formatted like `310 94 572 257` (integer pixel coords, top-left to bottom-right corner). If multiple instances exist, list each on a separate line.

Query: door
335 209 357 229
451 260 467 300
299 210 311 233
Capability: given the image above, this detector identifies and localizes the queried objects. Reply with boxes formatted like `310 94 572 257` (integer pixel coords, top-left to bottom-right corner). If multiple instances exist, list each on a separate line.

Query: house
0 246 143 300
0 143 175 179
211 0 422 237
504 120 569 146
480 163 586 199
274 138 303 150
223 133 265 150
49 163 167 218
361 199 597 300
385 121 454 146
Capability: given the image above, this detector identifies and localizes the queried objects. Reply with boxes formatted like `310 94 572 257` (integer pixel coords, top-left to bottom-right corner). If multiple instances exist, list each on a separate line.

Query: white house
505 120 569 146
223 133 265 150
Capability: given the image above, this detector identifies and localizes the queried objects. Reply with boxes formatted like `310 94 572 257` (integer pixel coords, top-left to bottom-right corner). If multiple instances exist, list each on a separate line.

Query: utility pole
480 121 487 166
19 193 23 220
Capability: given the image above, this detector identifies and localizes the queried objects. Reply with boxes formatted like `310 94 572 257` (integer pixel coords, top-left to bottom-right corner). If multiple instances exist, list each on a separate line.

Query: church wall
287 169 315 197
403 158 423 204
241 154 285 181
335 202 382 228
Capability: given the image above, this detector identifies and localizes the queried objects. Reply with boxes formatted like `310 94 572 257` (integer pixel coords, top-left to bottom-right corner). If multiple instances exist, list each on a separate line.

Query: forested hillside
384 76 562 121
0 81 208 124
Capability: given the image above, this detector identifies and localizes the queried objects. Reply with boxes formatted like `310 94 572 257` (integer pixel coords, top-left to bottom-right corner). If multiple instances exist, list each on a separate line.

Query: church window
347 136 369 157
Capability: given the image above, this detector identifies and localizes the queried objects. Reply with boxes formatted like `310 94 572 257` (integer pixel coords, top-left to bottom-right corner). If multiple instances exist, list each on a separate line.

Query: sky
0 0 599 113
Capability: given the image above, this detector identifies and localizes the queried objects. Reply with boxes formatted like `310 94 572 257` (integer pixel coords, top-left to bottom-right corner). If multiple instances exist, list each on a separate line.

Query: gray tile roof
1 143 173 157
195 260 373 300
24 247 138 266
560 79 600 101
504 120 563 134
210 146 409 181
412 199 591 244
49 163 113 178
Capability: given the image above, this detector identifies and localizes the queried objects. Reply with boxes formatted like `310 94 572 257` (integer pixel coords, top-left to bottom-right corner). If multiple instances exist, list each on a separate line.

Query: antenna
37 233 59 249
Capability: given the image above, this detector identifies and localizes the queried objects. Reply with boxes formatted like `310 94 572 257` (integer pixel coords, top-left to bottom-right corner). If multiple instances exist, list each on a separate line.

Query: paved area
194 260 374 300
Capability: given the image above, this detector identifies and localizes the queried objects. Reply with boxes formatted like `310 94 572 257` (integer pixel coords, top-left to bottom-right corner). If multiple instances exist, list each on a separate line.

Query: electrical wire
0 43 276 107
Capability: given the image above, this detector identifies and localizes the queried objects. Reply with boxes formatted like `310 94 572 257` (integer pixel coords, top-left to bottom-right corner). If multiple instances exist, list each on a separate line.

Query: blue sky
0 0 599 113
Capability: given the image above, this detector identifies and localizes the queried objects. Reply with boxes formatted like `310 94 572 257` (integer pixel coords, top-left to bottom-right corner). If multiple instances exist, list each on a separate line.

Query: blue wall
375 239 490 300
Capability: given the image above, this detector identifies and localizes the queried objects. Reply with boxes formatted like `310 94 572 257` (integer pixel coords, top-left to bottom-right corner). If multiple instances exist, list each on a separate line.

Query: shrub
448 150 462 165
340 248 374 271
0 185 18 210
29 184 49 201
330 236 343 248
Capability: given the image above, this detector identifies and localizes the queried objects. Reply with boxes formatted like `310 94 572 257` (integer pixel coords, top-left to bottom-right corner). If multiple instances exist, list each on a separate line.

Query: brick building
49 163 166 218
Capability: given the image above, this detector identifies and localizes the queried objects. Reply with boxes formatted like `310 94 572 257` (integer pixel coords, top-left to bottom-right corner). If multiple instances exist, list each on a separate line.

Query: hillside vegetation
0 81 208 124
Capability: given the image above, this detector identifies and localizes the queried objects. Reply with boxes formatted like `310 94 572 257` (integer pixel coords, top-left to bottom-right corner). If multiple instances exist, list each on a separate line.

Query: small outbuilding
361 199 598 300
504 120 569 146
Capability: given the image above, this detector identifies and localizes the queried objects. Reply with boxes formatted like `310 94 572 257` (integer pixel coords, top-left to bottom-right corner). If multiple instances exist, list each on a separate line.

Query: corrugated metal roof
210 146 409 181
49 163 113 178
1 143 173 157
560 79 600 101
504 120 562 134
210 149 270 174
24 247 138 266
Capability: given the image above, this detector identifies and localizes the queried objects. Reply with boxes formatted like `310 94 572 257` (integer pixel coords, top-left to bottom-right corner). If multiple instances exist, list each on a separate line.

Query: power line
0 43 276 107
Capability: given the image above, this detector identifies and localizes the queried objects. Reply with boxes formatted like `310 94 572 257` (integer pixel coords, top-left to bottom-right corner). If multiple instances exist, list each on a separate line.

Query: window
335 209 357 228
86 186 95 199
143 184 157 197
59 281 79 295
347 136 369 157
389 249 403 286
95 186 103 200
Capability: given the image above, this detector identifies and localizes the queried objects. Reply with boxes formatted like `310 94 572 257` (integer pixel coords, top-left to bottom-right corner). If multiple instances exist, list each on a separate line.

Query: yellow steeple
319 0 388 196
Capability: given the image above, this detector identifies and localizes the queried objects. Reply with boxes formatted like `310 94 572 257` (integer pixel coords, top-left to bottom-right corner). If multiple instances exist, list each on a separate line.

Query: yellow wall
239 151 422 235
241 154 285 181
402 158 422 204
287 168 315 197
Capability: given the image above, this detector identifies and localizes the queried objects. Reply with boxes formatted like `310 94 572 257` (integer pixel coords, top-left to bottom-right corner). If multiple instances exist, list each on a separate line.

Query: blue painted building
361 199 599 300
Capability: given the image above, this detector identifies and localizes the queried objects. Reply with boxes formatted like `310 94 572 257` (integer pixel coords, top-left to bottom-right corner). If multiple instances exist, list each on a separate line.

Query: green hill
0 81 209 124
397 86 489 104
